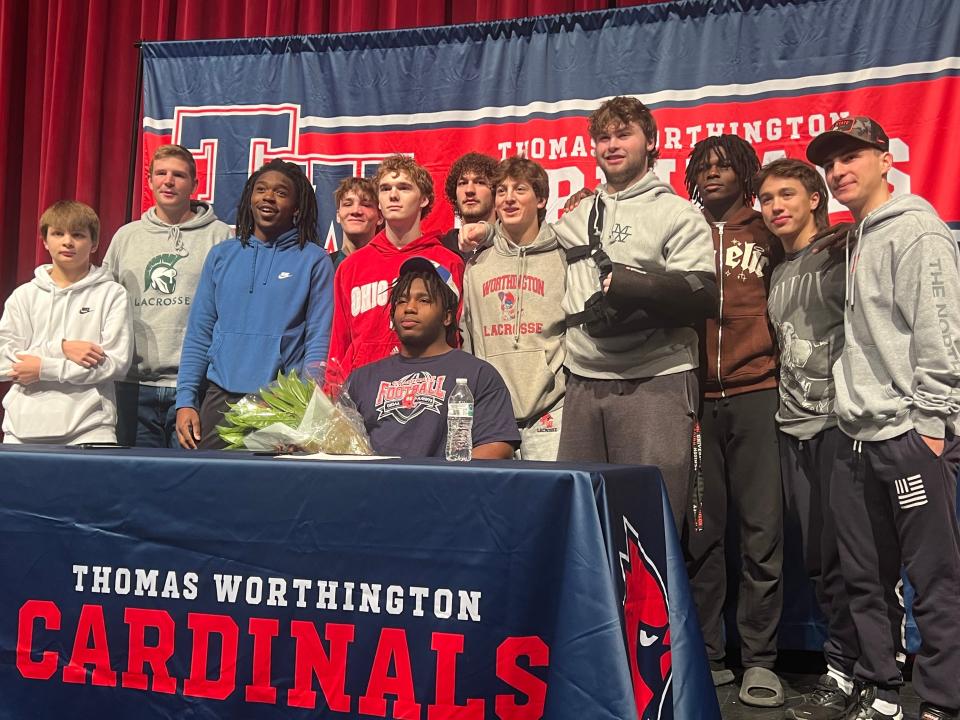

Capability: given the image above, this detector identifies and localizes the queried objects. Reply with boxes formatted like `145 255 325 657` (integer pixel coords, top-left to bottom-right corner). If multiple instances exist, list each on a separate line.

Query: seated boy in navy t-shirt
348 257 519 459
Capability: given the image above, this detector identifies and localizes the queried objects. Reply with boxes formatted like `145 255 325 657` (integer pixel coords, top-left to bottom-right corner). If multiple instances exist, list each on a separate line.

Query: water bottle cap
456 378 467 383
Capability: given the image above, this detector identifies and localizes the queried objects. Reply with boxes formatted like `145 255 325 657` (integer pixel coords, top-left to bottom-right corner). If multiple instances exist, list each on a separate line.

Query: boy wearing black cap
808 117 960 720
347 257 519 459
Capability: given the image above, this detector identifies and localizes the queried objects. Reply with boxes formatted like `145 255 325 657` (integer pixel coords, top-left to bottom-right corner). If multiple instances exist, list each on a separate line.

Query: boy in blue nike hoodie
175 160 334 449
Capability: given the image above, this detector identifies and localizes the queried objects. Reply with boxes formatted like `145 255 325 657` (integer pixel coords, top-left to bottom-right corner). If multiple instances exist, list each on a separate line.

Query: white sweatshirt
0 264 132 443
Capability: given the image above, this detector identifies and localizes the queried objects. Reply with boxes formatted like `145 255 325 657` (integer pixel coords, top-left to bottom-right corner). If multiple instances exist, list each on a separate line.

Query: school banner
140 0 960 256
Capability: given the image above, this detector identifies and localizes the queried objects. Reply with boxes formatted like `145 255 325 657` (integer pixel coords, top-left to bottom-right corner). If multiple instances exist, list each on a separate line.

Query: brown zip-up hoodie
701 206 781 399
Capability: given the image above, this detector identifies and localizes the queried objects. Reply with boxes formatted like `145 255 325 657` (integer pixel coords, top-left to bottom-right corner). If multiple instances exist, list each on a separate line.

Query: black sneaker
785 674 854 720
919 704 959 720
845 685 902 720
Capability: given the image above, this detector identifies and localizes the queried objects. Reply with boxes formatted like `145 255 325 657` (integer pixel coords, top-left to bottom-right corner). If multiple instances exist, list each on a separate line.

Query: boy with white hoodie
0 201 132 444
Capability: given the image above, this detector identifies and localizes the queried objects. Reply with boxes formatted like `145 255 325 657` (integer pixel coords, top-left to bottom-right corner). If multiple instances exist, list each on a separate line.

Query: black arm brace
564 197 718 337
565 265 717 337
606 263 718 324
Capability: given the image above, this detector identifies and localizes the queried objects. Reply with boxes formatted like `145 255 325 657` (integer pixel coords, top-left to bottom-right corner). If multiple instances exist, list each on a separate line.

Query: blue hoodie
176 228 333 409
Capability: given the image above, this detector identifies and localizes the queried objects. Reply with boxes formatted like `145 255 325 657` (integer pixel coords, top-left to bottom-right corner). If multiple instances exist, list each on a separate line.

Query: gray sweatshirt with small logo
833 193 960 441
554 171 715 380
103 202 231 386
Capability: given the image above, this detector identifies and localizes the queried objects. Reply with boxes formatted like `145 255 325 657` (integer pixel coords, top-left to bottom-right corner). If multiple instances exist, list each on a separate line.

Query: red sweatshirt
328 230 465 377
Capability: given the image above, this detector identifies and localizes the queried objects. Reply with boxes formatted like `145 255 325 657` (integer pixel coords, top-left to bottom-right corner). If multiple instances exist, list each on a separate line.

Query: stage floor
718 651 921 719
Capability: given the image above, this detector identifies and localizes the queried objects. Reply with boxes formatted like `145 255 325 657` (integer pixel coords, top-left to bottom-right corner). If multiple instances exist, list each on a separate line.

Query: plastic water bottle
445 378 474 462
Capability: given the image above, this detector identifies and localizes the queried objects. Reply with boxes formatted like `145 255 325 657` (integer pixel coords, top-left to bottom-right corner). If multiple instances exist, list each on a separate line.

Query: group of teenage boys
1 94 958 720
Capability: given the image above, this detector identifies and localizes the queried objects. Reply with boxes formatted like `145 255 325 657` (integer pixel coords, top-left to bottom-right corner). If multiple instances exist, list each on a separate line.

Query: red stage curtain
0 0 663 299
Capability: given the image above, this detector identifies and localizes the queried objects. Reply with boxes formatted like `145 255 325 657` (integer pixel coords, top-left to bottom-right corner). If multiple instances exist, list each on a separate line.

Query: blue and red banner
140 0 960 253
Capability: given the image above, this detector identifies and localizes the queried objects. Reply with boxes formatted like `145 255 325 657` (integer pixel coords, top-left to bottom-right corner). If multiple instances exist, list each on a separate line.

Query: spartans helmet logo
144 253 184 295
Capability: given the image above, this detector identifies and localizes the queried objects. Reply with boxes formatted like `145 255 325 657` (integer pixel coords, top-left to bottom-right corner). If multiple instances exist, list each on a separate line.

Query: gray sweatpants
517 402 563 461
557 369 698 531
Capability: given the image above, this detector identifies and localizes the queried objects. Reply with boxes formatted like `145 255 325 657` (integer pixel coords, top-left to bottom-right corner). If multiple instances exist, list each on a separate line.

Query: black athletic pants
197 381 244 450
684 389 783 669
832 430 960 710
780 427 859 675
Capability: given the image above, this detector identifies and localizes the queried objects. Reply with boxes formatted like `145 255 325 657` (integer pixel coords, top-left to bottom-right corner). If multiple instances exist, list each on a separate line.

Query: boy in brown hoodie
683 135 784 707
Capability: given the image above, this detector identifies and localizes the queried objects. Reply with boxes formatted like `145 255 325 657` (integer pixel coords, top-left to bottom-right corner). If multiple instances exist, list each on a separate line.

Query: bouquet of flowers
216 367 372 455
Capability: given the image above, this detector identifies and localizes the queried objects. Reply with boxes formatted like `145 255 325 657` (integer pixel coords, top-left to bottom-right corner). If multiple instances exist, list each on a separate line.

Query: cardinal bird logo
620 517 673 720
498 291 516 320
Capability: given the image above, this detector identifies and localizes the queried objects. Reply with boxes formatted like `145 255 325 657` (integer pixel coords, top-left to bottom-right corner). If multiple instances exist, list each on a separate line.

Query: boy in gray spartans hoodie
460 157 565 460
103 144 231 448
807 117 960 720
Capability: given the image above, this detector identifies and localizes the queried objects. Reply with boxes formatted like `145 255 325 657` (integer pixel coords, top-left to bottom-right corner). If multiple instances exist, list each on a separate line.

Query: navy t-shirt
348 349 521 458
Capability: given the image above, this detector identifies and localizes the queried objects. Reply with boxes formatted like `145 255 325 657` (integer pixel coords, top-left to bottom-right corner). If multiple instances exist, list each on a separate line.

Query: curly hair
755 158 830 231
444 152 498 217
235 159 319 249
685 134 760 207
375 154 435 219
588 96 660 167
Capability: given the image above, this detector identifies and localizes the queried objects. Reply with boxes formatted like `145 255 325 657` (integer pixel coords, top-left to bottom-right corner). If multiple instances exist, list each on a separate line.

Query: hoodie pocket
486 348 558 422
209 331 282 391
3 384 105 441
835 342 908 422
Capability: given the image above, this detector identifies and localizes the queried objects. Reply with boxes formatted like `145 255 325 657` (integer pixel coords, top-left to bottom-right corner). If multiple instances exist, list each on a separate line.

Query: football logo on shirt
374 372 447 424
144 253 186 294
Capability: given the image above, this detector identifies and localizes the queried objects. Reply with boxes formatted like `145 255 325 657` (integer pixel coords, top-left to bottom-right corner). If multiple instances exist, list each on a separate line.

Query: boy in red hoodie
328 155 465 376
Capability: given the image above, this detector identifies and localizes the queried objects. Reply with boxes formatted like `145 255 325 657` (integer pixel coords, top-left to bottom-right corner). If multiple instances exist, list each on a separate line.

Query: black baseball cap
806 116 890 166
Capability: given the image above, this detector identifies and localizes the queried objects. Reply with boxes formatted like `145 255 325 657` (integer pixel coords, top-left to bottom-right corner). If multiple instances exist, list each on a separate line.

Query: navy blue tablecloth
0 446 718 719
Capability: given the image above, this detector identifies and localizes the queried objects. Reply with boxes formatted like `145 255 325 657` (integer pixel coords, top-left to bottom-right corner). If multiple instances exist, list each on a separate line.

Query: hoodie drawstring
264 242 279 286
248 243 259 293
169 225 187 258
514 248 528 345
845 222 865 310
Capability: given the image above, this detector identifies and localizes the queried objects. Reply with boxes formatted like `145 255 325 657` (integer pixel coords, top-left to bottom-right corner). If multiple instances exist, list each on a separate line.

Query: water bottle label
448 402 473 418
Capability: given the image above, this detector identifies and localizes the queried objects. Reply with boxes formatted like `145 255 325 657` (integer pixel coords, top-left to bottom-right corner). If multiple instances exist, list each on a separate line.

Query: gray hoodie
103 202 231 386
461 222 565 424
554 170 715 379
833 193 960 441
